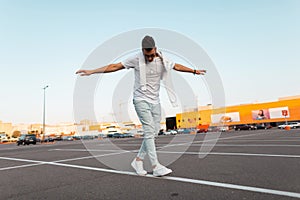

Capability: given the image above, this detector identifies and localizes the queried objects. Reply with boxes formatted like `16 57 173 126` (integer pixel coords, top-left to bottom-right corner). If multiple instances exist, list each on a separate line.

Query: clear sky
0 0 299 124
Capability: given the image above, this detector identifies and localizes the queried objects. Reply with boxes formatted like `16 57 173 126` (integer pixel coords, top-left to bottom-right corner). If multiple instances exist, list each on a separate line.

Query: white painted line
0 163 43 171
158 132 271 149
0 150 133 171
0 156 46 163
188 144 300 147
163 176 300 199
0 156 300 199
217 140 300 142
157 151 300 158
0 147 19 151
56 142 300 147
54 150 132 163
0 149 128 171
48 149 124 152
48 148 300 159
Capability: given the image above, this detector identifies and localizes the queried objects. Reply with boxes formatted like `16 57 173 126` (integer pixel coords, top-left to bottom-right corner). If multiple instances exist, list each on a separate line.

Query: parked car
17 134 37 145
177 128 193 134
82 135 94 140
278 122 300 129
235 124 257 131
53 136 62 141
197 125 209 133
112 133 124 138
9 137 18 142
219 126 229 132
98 133 107 138
0 133 9 143
158 129 164 135
72 136 81 140
122 133 134 138
107 133 114 138
207 126 219 132
256 124 272 130
42 137 55 143
62 136 73 141
164 131 171 135
197 128 208 133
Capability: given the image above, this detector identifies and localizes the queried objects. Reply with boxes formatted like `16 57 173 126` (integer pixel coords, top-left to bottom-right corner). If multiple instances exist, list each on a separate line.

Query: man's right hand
75 69 93 76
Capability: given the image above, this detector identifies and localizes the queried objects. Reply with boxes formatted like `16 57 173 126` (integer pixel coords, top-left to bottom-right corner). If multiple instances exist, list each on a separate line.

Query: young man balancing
76 35 206 176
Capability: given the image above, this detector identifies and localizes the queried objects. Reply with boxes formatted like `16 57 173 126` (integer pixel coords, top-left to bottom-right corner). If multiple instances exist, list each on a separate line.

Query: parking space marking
157 151 300 158
163 176 300 199
0 163 43 171
217 140 300 142
0 147 20 151
48 149 124 152
159 132 272 149
54 150 132 163
188 144 300 147
48 148 300 159
0 156 299 199
45 142 300 148
0 150 133 171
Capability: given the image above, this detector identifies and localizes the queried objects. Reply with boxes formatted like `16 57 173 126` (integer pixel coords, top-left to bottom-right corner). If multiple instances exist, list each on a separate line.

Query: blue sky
0 0 299 124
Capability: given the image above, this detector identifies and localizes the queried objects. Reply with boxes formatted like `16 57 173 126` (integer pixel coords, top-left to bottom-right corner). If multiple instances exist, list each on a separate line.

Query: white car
0 133 8 143
9 138 18 142
278 122 300 129
218 126 229 132
164 131 171 135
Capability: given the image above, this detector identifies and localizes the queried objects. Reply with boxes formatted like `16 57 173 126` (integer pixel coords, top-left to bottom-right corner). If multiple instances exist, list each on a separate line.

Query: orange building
176 95 300 128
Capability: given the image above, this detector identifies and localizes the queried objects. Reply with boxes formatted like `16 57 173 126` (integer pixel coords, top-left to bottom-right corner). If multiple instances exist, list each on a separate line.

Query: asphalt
0 128 300 200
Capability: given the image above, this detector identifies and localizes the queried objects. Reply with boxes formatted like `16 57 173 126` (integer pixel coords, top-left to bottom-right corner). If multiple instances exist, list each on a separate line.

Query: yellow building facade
177 96 300 128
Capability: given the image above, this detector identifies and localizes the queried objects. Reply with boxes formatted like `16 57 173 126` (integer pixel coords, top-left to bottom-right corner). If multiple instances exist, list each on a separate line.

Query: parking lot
1 128 300 200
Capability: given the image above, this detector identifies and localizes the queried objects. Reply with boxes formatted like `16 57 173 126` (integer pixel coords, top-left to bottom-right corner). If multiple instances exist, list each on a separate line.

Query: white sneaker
153 164 172 177
131 159 147 176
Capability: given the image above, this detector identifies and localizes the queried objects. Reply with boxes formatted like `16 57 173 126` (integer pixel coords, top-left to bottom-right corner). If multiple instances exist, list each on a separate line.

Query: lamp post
42 85 49 141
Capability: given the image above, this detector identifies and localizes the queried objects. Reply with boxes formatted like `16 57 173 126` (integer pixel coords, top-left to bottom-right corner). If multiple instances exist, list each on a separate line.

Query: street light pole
42 85 49 141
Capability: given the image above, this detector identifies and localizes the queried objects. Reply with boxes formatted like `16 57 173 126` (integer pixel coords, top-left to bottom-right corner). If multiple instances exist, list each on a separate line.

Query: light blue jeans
133 100 161 167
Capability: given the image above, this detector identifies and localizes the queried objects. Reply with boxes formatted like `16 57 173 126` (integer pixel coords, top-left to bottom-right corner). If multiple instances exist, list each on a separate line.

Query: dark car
122 133 134 138
82 135 94 140
42 137 55 143
158 129 164 135
17 134 37 145
197 128 208 133
256 124 272 130
235 124 257 131
112 133 124 138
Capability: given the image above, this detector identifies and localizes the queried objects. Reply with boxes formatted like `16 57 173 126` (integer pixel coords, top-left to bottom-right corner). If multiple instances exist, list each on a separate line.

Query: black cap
142 35 155 49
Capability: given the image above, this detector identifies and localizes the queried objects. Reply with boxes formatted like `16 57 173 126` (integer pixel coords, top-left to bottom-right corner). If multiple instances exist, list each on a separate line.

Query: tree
12 131 21 138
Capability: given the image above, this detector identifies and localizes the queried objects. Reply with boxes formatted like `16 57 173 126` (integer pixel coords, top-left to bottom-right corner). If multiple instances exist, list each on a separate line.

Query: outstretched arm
76 62 125 76
173 63 206 75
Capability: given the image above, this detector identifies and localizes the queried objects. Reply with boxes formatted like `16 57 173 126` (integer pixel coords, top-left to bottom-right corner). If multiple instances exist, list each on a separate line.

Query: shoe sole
153 169 172 177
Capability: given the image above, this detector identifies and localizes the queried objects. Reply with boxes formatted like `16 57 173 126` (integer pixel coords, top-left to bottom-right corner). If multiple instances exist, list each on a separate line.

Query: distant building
176 95 300 128
0 121 13 137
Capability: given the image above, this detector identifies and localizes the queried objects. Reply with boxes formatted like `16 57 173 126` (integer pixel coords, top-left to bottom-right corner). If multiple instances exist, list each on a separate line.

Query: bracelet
193 69 196 74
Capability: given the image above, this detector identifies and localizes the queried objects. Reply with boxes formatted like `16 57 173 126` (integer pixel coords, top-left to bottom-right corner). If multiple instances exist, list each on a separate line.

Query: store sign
282 110 288 116
269 106 290 119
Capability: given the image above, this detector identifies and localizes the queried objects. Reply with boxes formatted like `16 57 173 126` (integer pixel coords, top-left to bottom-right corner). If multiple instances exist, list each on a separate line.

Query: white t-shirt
121 53 175 104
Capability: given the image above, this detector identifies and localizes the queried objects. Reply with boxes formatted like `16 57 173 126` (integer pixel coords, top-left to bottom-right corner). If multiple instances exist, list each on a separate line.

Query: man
76 35 206 176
